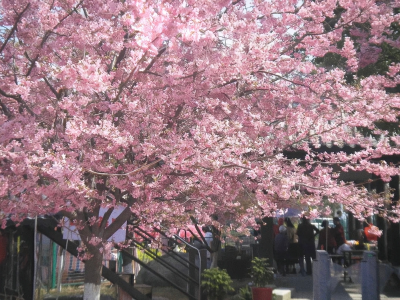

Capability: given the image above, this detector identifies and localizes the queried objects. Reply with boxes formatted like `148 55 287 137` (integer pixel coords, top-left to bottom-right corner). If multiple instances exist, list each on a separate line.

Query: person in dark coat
318 220 336 254
274 225 289 276
296 217 319 275
333 217 346 249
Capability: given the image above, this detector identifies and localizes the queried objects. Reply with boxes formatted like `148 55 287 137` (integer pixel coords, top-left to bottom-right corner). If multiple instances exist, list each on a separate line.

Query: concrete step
273 288 295 300
134 283 152 298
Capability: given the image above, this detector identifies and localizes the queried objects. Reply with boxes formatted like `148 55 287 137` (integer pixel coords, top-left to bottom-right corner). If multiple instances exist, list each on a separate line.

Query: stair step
134 284 152 297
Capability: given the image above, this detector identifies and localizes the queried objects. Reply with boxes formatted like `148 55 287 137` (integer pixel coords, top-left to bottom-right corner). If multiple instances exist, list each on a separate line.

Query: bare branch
256 70 317 93
168 171 194 177
85 158 163 177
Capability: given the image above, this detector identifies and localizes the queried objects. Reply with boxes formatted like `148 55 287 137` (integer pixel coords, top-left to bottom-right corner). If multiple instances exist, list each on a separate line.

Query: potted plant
250 257 275 300
201 268 234 300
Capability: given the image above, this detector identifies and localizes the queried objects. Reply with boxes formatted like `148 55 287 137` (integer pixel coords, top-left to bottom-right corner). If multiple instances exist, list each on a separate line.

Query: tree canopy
1 0 400 297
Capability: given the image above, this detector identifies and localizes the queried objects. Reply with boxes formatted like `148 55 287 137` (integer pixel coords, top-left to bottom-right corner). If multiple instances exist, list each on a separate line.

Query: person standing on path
333 217 346 249
285 218 297 243
285 217 299 274
318 220 336 254
296 217 319 276
274 225 289 276
202 220 221 268
285 217 301 274
202 226 213 268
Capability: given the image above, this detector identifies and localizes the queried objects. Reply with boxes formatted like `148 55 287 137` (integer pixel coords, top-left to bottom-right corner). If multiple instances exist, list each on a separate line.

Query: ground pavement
274 272 400 300
151 267 400 300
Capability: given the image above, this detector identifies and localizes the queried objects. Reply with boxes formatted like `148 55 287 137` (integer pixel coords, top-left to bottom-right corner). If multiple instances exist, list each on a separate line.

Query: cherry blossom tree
1 0 400 298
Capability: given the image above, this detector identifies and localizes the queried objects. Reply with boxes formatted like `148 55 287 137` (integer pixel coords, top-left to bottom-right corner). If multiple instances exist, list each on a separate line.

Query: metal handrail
129 221 204 299
150 227 198 269
133 226 196 269
128 236 198 285
173 235 203 300
115 245 197 300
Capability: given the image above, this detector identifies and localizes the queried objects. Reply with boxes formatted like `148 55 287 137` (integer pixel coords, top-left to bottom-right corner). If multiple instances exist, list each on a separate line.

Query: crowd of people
195 212 376 274
273 214 358 276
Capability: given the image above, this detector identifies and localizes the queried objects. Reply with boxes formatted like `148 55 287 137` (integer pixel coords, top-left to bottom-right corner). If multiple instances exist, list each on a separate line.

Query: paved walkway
274 273 400 300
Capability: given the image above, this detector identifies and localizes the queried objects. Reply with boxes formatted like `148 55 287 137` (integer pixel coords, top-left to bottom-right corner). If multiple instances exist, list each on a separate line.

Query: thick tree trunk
84 251 103 300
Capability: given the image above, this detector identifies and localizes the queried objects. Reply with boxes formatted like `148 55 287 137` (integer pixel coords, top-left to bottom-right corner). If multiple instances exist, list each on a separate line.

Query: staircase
35 217 203 300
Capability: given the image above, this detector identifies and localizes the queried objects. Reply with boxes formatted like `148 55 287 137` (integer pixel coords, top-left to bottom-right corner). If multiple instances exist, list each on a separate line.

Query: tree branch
143 45 167 72
139 70 162 77
114 52 147 102
25 1 84 76
85 158 163 177
43 77 60 98
256 70 317 93
99 207 114 233
0 99 14 119
0 88 36 116
168 171 194 177
0 3 31 55
103 206 132 240
166 104 184 130
177 70 205 80
58 210 76 220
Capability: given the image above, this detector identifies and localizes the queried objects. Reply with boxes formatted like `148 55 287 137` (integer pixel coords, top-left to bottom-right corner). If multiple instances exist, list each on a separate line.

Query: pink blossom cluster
0 0 399 255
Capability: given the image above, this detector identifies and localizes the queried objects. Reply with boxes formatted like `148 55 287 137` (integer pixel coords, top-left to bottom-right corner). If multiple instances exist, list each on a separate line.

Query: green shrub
238 286 252 300
201 268 234 300
251 257 274 287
